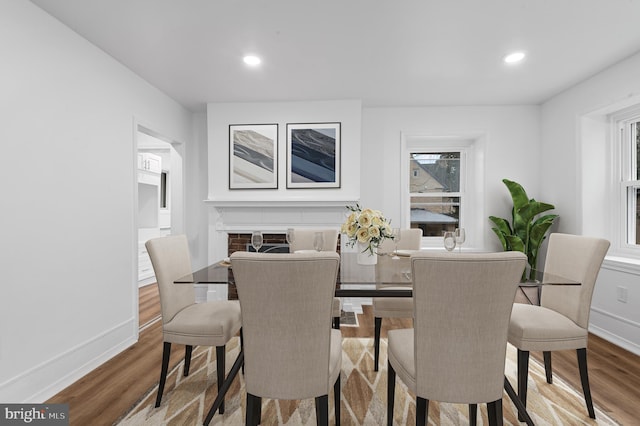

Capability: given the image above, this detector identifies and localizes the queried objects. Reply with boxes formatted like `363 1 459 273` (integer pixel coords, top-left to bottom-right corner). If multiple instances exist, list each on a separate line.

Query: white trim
589 310 640 356
0 318 136 402
217 224 342 233
400 132 484 249
591 306 640 329
205 198 358 208
608 106 640 259
602 255 640 275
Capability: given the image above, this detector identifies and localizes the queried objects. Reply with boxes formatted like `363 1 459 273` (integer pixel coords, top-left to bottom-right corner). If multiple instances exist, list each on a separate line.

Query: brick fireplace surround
225 232 342 300
228 233 285 254
227 233 342 255
206 200 353 301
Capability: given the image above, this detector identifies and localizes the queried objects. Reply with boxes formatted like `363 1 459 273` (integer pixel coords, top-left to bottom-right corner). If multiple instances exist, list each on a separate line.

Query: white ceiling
31 0 640 112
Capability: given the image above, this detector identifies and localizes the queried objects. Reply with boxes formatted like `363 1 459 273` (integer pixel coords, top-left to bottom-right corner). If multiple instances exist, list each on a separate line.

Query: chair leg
387 361 396 426
334 374 341 426
256 394 262 425
184 345 193 376
577 348 596 419
216 345 226 414
416 397 428 426
333 316 341 329
246 393 262 426
543 351 553 383
469 404 477 425
155 342 171 408
517 349 530 422
487 399 503 426
315 394 329 426
374 317 382 371
240 329 245 374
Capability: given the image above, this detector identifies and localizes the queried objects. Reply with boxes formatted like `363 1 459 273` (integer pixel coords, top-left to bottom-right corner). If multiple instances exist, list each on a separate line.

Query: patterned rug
117 337 620 425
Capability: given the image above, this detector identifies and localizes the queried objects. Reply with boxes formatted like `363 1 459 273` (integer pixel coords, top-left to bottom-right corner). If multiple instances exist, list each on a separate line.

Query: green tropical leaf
531 214 559 230
488 216 512 235
528 215 559 260
512 208 529 243
505 235 525 253
519 201 556 222
491 227 508 251
503 179 529 210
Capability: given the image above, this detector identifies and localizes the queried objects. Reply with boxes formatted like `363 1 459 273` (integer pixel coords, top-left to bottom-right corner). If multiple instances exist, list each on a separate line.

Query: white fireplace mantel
204 198 359 209
205 197 360 301
207 198 358 234
206 197 358 257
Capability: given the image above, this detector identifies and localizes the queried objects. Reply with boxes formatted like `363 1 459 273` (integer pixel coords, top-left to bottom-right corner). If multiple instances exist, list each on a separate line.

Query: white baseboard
0 318 137 402
138 276 156 287
589 326 640 356
589 307 640 356
589 325 640 356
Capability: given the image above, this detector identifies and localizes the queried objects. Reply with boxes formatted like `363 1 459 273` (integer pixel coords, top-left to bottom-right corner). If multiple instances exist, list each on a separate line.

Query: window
617 113 640 248
409 152 463 237
401 134 482 249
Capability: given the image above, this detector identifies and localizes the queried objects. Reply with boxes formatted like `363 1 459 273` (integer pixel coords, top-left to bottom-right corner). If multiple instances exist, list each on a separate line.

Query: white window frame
611 106 640 257
401 134 482 249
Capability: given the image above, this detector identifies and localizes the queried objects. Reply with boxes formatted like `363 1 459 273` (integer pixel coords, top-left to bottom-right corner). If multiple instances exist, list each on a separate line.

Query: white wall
540 53 640 235
0 1 196 401
541 52 640 354
361 106 541 250
185 112 210 270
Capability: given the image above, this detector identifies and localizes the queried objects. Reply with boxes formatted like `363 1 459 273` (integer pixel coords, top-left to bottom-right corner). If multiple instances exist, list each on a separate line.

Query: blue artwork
287 123 340 188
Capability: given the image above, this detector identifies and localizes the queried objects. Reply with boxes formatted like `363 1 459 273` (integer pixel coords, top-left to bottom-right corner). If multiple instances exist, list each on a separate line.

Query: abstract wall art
229 124 278 189
286 122 341 188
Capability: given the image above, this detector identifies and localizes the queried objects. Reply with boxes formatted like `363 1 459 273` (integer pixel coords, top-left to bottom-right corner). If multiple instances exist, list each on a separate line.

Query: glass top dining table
175 251 416 296
174 250 579 301
182 250 579 426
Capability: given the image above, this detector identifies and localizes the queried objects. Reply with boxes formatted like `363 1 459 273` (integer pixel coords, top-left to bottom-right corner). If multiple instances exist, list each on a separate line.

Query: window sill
602 255 640 275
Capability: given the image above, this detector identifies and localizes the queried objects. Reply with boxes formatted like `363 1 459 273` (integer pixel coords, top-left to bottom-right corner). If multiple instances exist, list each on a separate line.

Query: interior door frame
133 119 185 338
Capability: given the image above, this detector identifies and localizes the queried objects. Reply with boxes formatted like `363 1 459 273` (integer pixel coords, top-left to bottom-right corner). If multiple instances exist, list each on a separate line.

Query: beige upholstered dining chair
289 228 342 328
145 235 242 414
372 228 422 371
230 251 342 426
508 233 610 420
387 251 527 426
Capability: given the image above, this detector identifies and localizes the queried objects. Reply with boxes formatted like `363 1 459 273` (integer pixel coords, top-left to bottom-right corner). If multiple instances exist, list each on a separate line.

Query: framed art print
286 122 341 188
229 124 278 189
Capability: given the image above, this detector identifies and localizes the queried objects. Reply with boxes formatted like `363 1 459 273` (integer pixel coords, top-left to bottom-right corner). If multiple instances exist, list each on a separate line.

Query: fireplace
227 233 341 255
228 233 287 254
205 200 354 302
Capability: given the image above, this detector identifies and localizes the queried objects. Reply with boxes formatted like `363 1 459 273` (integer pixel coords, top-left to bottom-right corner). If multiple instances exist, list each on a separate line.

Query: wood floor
47 284 640 426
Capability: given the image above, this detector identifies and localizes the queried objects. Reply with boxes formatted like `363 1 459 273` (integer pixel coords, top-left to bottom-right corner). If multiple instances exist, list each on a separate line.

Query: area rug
117 337 620 425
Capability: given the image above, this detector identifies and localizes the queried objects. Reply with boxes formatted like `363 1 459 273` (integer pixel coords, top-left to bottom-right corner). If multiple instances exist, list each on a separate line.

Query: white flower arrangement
341 204 393 255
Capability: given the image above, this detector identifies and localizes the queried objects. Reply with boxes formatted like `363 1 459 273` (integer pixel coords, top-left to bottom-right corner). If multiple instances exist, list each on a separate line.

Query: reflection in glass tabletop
173 252 579 300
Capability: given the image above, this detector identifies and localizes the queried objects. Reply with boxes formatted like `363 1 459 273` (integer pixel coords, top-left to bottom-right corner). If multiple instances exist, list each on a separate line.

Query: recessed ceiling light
504 51 526 64
243 55 261 66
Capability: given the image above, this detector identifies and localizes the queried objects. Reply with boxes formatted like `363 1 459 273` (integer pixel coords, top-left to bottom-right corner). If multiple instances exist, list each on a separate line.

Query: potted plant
489 179 559 279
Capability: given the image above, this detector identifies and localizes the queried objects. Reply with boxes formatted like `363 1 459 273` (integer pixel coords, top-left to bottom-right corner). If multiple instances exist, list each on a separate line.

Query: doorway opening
135 125 184 329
